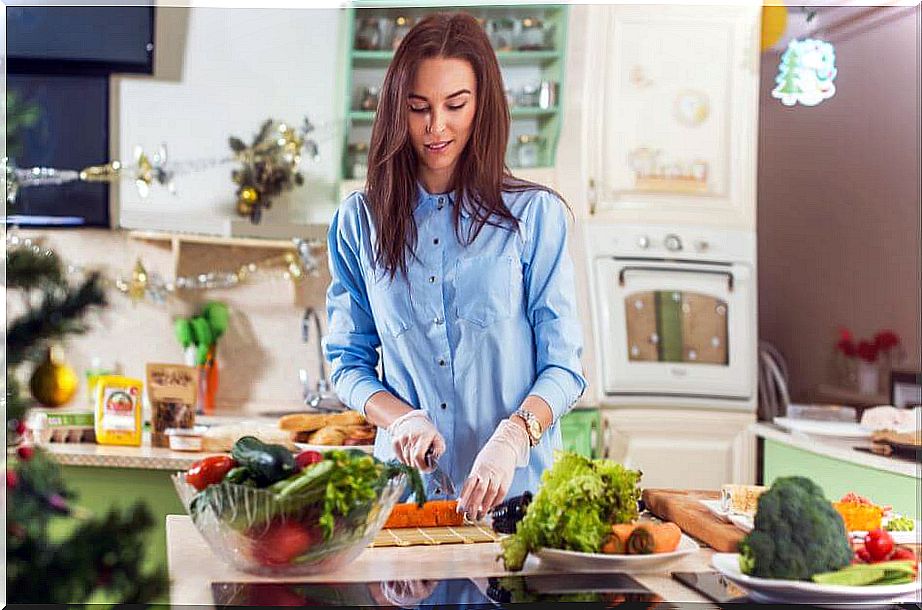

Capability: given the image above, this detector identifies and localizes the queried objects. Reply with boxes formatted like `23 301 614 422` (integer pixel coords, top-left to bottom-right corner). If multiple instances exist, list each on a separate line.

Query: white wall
114 6 346 235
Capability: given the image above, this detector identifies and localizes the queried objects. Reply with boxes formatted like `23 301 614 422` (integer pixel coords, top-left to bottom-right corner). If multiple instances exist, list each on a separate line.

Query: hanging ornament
229 117 319 224
772 38 837 107
761 5 788 51
29 346 79 408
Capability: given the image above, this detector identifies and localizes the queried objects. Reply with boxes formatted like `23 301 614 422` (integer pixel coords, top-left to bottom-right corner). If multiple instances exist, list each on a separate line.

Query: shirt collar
415 182 469 218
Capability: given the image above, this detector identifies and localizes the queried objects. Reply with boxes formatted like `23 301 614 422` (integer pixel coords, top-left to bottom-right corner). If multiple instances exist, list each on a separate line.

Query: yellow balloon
761 5 788 51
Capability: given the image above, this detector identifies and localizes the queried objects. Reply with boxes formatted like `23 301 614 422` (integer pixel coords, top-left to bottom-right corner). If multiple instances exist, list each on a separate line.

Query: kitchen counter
750 422 917 478
166 515 714 605
752 422 920 518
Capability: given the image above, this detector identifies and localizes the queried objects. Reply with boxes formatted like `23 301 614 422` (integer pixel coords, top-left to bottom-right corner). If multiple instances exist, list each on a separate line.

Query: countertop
750 422 918 478
166 515 714 606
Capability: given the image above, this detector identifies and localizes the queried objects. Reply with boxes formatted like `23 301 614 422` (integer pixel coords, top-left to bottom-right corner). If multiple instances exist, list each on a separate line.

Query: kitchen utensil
641 489 746 552
711 552 921 604
425 447 455 500
533 533 699 572
699 499 754 533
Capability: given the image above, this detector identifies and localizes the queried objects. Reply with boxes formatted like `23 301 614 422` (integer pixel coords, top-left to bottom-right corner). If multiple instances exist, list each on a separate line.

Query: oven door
594 258 754 399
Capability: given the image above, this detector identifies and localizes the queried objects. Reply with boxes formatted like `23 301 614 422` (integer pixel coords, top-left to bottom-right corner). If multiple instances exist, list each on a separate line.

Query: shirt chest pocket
454 255 520 327
368 272 414 338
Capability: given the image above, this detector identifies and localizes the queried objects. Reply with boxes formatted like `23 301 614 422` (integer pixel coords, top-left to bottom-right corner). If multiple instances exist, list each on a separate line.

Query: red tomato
864 529 894 562
185 455 237 491
295 450 323 470
251 520 315 566
890 547 917 562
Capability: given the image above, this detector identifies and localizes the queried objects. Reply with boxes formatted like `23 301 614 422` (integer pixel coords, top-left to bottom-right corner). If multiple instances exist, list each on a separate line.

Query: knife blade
425 447 455 500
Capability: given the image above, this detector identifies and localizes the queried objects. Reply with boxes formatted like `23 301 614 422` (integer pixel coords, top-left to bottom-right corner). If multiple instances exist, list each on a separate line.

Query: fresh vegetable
230 436 298 487
625 522 682 554
864 529 894 561
833 499 884 532
251 519 317 566
500 451 642 571
601 524 636 554
295 450 323 470
738 476 852 581
185 455 237 491
886 515 915 532
812 560 917 586
383 500 463 528
889 547 917 562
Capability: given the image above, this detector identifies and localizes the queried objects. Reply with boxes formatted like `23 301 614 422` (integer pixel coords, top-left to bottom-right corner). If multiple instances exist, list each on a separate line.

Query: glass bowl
171 471 406 576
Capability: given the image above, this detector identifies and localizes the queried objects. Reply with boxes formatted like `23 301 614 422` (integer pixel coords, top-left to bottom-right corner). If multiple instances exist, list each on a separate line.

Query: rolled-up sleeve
323 198 387 416
522 192 588 422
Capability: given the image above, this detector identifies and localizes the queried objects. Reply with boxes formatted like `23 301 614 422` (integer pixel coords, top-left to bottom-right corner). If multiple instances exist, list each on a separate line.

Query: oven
585 223 757 410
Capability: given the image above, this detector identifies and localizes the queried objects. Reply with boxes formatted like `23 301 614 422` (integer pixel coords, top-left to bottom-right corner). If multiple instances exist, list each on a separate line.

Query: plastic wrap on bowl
171 471 406 576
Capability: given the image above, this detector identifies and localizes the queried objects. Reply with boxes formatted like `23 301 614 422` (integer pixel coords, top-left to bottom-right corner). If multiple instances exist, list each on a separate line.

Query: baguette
278 410 364 432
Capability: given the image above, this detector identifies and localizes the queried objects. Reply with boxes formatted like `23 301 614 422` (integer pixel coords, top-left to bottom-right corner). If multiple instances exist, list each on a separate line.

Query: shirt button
440 402 447 410
433 238 440 245
434 316 444 325
438 358 446 367
428 275 436 283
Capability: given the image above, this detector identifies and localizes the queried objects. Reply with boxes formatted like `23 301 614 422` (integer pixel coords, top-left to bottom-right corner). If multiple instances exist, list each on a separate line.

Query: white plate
774 417 871 439
699 499 754 532
711 553 922 604
534 533 699 572
294 442 374 454
851 516 921 545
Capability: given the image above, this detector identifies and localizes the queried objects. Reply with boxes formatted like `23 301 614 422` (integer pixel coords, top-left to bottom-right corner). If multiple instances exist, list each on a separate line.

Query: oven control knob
664 234 683 252
637 235 650 249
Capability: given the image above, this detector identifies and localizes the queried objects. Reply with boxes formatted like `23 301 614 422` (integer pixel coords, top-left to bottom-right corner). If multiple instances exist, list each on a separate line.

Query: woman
324 12 586 520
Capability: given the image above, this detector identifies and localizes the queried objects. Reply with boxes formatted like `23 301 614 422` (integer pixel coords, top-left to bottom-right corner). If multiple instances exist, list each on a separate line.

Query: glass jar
517 83 540 108
487 18 517 51
355 18 382 50
359 86 380 112
349 143 369 180
515 134 542 168
517 17 549 51
391 15 412 50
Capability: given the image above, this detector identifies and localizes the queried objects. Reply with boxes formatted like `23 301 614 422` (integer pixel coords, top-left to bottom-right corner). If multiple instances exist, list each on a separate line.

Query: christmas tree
772 44 803 106
5 238 168 604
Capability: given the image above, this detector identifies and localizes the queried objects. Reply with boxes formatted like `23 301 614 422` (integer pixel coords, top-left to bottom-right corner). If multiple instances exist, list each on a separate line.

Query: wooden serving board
370 525 500 548
642 488 745 553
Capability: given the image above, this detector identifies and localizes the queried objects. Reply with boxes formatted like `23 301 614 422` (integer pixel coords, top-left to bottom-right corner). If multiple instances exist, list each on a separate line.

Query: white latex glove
457 419 529 520
386 410 445 472
379 579 438 607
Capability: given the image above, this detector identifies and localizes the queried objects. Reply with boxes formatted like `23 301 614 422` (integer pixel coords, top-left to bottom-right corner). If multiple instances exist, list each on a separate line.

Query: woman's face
407 57 477 192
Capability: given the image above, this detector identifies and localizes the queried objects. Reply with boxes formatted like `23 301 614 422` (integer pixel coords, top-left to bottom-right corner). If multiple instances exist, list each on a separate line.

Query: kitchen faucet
299 306 347 412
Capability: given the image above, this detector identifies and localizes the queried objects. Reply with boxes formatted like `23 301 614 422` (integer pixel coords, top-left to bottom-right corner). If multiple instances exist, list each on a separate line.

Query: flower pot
856 360 879 396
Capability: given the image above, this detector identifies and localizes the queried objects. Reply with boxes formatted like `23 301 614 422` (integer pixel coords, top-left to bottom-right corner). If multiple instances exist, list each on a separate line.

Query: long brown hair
365 12 562 280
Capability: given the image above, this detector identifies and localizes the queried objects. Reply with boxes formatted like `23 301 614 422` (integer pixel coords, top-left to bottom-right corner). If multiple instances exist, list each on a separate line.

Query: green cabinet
763 440 919 519
560 408 600 458
341 3 569 181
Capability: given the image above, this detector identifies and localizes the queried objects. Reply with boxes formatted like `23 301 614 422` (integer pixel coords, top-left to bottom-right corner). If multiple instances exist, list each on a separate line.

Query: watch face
527 419 542 440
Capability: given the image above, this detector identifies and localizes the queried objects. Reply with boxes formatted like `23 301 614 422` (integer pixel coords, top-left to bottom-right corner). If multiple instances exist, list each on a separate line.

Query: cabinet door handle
601 415 610 459
588 178 598 215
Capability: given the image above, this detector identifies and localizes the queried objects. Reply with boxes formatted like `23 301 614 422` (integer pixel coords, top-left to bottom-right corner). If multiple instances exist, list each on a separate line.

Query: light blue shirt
323 183 587 497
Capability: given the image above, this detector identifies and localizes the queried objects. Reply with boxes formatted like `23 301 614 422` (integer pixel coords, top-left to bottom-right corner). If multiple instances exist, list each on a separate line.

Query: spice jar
349 143 369 180
359 86 380 111
517 83 540 108
391 15 412 50
517 17 548 51
487 18 517 51
515 134 543 168
355 17 382 50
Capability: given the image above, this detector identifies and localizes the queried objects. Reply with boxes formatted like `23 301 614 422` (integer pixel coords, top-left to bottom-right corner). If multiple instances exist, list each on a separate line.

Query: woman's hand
386 410 445 472
457 419 530 520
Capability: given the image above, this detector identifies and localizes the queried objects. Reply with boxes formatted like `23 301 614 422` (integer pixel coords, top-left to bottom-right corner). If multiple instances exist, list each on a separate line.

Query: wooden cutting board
642 488 745 553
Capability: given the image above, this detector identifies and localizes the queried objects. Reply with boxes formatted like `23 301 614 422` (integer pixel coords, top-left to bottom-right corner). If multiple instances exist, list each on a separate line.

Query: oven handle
618 265 735 292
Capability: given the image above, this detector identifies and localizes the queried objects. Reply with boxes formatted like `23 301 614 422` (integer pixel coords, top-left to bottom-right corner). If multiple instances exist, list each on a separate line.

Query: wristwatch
513 407 543 447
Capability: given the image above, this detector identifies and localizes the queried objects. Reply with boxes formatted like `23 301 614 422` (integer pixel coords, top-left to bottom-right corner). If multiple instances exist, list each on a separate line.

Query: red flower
836 338 857 357
6 469 18 490
16 445 34 461
838 327 853 342
874 330 900 351
857 340 879 363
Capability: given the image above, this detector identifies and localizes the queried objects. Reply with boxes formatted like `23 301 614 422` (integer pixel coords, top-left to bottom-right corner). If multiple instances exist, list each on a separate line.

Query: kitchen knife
425 447 455 500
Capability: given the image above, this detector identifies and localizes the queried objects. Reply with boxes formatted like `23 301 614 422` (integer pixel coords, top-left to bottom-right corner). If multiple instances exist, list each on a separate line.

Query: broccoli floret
738 476 852 580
